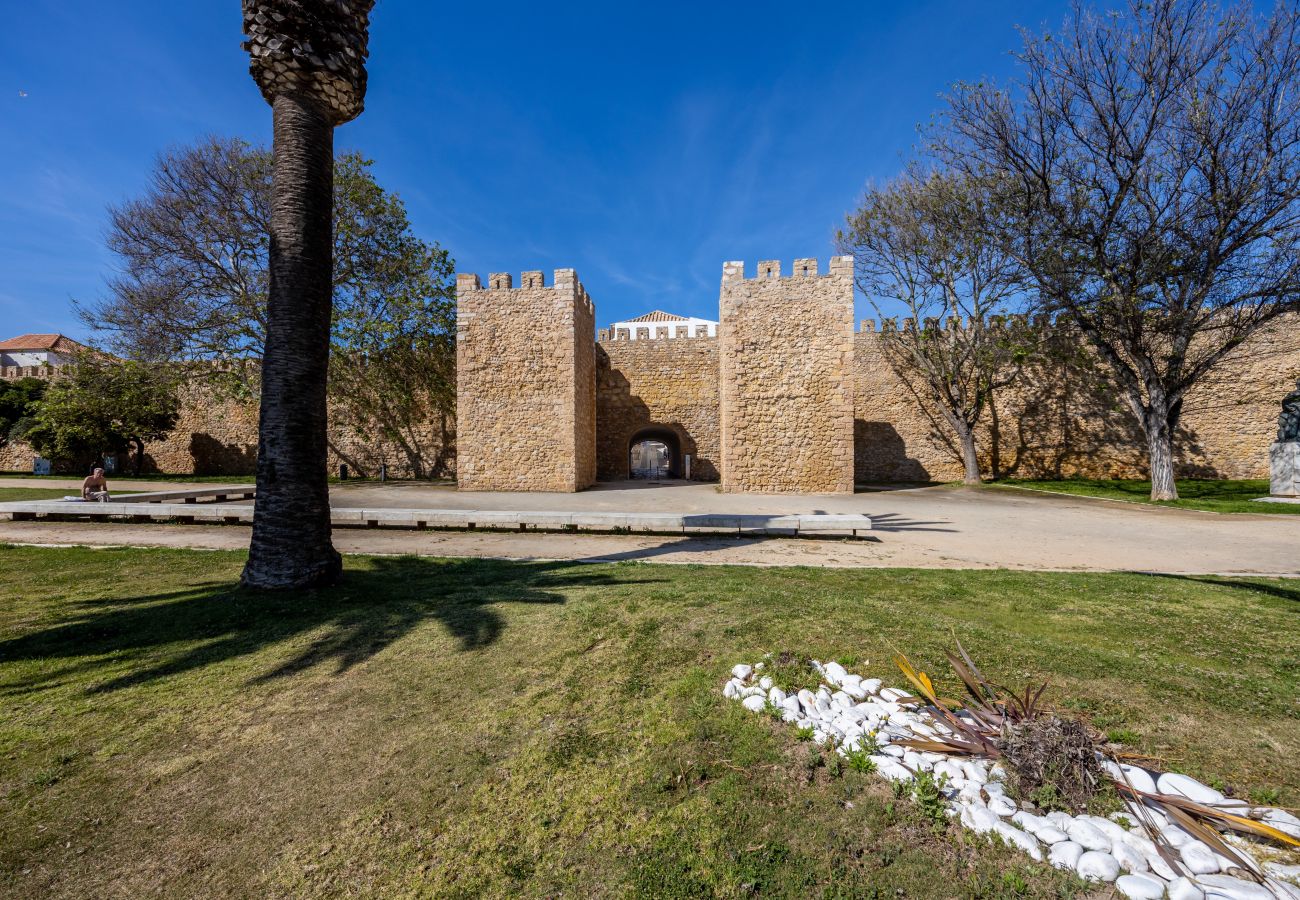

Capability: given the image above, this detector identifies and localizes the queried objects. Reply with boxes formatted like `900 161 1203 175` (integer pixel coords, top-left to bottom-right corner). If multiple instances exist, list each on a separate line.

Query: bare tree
839 170 1032 484
939 0 1300 499
241 0 375 589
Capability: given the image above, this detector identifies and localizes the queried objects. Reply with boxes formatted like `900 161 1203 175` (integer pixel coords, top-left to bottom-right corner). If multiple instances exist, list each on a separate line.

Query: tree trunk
132 437 145 476
956 423 982 485
1145 411 1179 501
241 92 341 590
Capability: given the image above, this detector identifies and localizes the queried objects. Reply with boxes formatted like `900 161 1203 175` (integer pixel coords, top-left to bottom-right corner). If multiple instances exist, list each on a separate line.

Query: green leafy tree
0 378 46 447
79 137 455 478
23 359 180 475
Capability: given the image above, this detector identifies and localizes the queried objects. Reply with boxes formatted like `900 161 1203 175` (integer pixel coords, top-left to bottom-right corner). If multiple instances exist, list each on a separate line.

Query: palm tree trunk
242 92 341 589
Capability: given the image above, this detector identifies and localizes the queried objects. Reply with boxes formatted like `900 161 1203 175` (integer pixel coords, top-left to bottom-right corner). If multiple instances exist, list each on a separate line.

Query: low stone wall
596 335 721 480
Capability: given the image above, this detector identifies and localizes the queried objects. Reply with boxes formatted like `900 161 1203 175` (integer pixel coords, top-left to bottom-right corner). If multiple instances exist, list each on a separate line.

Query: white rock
988 795 1017 818
841 681 868 700
1084 815 1133 844
1196 874 1275 900
742 685 767 699
758 675 773 690
1161 825 1194 848
934 760 965 782
1210 798 1250 810
1037 827 1070 845
1049 840 1084 870
882 744 905 758
1157 773 1225 805
1076 850 1121 883
731 663 753 680
823 662 848 685
1120 764 1159 795
797 688 816 708
1264 862 1300 883
1144 849 1178 882
1110 840 1149 874
1011 811 1044 833
879 687 911 702
768 686 787 705
961 760 988 784
831 690 853 708
991 820 1042 860
862 678 883 694
876 759 914 783
959 782 983 803
1168 876 1206 900
1125 800 1169 829
1067 820 1113 852
1179 841 1220 875
781 695 801 714
723 679 742 699
983 780 1006 797
1262 809 1300 829
741 694 767 712
1115 873 1166 899
967 803 999 834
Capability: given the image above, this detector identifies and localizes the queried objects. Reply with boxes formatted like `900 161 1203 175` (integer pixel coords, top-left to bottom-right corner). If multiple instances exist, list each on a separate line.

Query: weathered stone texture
596 335 720 480
853 314 1300 482
455 269 596 492
719 258 855 493
0 370 452 479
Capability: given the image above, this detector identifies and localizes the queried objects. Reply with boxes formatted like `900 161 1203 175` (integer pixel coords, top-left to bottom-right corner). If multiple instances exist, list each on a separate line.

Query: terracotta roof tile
623 310 689 323
0 333 89 353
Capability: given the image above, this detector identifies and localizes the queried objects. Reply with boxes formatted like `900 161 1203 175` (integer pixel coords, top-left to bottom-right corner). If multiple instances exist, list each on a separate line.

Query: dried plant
888 637 1300 884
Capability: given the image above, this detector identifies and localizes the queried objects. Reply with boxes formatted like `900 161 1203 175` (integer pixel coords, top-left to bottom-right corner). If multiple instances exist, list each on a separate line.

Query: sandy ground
1 480 1295 574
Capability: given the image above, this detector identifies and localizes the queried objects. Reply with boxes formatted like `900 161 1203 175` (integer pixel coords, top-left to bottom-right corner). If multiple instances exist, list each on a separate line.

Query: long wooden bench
0 501 872 536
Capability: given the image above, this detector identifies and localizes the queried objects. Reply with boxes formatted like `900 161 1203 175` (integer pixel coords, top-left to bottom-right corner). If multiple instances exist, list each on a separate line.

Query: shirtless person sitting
82 467 110 502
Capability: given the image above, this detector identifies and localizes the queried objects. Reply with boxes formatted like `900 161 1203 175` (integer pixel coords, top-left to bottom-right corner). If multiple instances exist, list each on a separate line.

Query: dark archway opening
629 426 682 479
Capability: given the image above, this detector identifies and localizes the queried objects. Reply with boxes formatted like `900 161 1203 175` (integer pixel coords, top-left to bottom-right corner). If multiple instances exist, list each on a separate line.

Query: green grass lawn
1 547 1297 898
0 487 81 503
992 477 1300 514
0 472 259 483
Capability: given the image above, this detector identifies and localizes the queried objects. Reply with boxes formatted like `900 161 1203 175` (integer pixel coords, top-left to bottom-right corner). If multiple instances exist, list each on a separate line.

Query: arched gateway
629 426 682 479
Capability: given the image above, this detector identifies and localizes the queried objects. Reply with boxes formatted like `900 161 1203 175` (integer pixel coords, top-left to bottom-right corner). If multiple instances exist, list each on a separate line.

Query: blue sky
0 1 1075 342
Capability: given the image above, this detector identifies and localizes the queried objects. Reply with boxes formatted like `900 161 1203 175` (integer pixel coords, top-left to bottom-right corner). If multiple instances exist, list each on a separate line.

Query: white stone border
724 659 1300 900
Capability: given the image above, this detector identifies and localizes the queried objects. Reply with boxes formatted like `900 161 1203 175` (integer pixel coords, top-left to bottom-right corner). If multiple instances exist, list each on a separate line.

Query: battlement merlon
455 268 594 310
720 256 855 283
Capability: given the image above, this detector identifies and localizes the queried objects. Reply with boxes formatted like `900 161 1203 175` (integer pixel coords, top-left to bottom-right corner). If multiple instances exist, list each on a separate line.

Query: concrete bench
0 501 871 537
111 487 256 504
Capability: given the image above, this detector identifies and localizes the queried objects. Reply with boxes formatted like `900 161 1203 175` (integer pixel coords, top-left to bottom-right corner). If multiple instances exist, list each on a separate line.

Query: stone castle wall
851 314 1300 482
719 258 856 493
0 370 452 480
596 333 720 481
454 268 596 492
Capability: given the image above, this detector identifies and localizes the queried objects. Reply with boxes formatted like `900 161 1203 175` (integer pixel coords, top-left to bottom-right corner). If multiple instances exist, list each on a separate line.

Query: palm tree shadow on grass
1146 573 1300 605
0 556 649 696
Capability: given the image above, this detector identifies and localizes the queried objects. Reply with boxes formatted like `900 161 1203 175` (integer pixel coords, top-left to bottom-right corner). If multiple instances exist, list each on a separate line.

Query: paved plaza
1 479 1295 575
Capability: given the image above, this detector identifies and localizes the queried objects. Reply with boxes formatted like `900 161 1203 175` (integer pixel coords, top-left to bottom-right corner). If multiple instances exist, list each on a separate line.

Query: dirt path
1 488 1295 576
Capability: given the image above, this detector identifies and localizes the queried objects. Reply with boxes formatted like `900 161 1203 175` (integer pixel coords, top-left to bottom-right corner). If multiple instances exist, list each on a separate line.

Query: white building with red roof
0 333 90 368
608 310 717 340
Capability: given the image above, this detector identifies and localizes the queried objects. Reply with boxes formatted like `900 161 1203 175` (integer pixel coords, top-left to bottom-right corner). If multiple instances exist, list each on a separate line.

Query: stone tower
455 268 596 491
719 257 855 493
